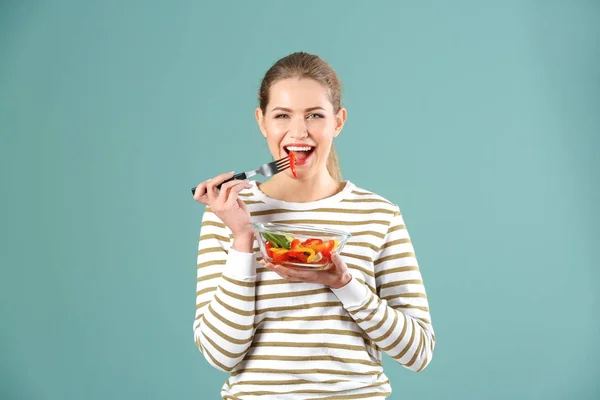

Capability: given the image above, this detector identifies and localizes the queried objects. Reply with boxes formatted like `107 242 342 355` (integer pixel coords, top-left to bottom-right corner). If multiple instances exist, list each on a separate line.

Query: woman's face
256 78 346 180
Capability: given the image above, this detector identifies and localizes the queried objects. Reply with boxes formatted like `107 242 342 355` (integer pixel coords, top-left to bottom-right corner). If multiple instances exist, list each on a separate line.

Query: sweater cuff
223 248 256 279
331 275 370 309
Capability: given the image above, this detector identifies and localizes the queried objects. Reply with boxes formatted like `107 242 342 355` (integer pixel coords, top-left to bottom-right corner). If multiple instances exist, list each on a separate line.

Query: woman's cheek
307 118 328 131
265 121 287 138
273 119 290 130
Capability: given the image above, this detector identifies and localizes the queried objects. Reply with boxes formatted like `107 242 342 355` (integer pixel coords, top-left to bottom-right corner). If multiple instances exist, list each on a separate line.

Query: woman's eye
274 114 289 119
307 113 324 119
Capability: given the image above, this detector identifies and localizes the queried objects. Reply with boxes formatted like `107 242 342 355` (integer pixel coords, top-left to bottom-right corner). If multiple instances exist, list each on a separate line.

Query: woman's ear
255 107 267 138
333 107 347 138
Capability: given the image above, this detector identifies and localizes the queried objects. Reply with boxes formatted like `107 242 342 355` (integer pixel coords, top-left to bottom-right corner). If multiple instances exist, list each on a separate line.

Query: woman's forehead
267 78 332 110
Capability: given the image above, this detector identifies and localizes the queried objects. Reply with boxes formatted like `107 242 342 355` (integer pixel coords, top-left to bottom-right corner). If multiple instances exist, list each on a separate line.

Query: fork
191 156 290 196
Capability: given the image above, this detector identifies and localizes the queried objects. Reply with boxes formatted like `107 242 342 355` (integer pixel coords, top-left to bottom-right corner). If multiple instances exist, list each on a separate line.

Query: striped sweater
193 180 435 399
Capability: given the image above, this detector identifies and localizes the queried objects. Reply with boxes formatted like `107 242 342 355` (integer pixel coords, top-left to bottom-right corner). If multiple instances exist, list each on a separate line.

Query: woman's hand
193 172 254 239
262 252 353 289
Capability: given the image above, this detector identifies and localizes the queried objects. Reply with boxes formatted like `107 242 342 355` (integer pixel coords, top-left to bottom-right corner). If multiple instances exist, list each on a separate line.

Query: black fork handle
191 172 248 196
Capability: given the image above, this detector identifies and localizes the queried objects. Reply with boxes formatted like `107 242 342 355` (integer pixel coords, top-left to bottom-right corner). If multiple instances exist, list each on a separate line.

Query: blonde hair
259 52 343 181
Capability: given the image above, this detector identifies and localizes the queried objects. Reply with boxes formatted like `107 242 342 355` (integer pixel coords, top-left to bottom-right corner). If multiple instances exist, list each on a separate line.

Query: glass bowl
252 222 352 270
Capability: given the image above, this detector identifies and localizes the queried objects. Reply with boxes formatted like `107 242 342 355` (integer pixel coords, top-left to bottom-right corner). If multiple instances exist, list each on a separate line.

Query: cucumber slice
262 233 291 249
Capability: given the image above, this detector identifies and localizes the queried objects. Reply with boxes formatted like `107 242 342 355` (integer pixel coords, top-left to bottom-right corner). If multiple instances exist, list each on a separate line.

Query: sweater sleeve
331 205 435 372
192 208 258 372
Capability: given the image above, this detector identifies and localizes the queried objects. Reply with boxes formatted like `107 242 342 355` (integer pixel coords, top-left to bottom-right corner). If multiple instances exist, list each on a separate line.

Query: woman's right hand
193 172 254 240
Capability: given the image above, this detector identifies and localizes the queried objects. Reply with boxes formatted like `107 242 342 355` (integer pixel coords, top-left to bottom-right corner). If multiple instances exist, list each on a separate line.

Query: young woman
192 52 435 399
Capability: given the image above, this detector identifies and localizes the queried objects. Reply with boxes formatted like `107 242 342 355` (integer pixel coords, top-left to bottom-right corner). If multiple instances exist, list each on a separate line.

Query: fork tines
273 156 290 170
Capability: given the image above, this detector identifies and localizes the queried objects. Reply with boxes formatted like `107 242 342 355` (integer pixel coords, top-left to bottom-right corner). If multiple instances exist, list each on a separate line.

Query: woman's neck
258 170 344 203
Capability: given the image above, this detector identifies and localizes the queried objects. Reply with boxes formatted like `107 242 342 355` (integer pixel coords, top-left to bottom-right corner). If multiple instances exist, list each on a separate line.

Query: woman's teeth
286 146 313 152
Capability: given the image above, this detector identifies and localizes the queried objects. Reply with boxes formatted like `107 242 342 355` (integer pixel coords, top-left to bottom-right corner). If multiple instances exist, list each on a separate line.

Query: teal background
1 1 598 399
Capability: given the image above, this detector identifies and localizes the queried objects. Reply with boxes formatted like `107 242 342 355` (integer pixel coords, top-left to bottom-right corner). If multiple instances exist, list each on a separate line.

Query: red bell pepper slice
312 240 335 256
322 240 335 255
272 252 290 264
266 242 274 258
291 239 301 249
288 251 308 263
289 151 298 178
302 238 323 247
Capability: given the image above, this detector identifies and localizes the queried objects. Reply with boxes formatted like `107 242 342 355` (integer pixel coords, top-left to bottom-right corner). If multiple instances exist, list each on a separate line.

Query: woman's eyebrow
270 106 326 112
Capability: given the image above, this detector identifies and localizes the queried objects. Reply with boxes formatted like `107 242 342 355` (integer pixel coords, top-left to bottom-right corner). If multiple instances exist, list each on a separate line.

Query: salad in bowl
252 222 351 270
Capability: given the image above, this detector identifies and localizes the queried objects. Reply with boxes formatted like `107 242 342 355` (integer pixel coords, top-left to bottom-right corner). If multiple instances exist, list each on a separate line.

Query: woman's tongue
294 150 312 160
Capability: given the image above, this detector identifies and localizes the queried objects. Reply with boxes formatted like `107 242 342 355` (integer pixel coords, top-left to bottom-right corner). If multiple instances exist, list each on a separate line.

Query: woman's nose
290 117 308 139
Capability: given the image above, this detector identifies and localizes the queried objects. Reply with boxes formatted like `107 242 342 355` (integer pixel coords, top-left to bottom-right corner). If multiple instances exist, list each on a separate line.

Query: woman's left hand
261 252 353 289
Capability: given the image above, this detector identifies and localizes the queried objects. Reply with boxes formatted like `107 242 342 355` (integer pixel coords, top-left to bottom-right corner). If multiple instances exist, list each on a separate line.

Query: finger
206 172 235 204
206 179 218 204
217 179 248 203
275 265 319 282
331 252 347 268
237 198 249 214
214 180 233 206
193 181 210 204
225 181 252 206
215 179 249 209
264 263 293 279
264 263 293 280
277 271 303 282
